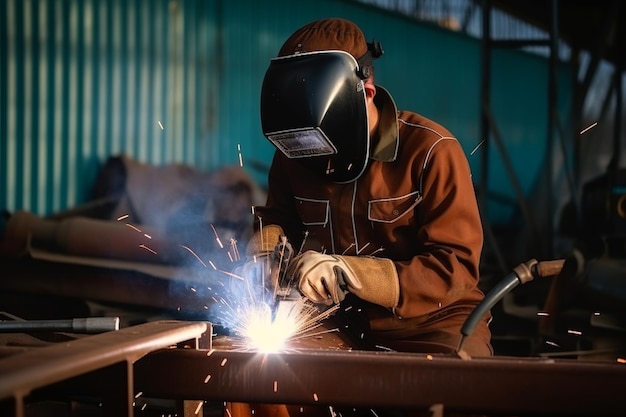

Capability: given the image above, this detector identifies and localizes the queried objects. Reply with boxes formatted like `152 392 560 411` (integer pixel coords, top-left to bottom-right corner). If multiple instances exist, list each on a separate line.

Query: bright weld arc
210 230 338 352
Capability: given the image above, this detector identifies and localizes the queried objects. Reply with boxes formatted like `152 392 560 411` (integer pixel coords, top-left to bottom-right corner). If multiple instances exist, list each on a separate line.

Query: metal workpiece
135 347 626 416
0 320 210 417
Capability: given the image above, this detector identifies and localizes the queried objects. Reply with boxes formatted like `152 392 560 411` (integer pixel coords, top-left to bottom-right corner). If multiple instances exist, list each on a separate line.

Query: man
249 17 492 357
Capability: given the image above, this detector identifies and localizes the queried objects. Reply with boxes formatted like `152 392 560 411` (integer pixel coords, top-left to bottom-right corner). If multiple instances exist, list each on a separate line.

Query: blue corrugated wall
1 0 572 225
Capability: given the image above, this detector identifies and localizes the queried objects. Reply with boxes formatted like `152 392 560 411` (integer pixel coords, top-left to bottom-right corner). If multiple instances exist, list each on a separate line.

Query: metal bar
0 317 120 333
0 320 209 406
135 348 626 416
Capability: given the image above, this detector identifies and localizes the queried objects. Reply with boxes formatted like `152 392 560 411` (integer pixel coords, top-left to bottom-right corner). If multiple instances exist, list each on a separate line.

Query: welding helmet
260 18 383 183
261 50 371 183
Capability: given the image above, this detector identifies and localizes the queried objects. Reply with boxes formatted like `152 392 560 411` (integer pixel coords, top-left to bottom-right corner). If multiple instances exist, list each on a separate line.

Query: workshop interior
1 0 626 416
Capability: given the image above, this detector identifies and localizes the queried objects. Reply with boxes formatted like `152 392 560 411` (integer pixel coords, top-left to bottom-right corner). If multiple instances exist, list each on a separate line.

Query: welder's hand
288 251 360 305
287 251 400 308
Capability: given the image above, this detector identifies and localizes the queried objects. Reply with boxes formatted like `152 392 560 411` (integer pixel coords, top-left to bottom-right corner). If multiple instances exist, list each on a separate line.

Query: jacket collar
370 85 399 162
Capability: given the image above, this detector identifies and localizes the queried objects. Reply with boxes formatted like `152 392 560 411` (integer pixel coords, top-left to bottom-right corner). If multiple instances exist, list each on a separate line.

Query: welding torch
266 236 307 320
457 258 565 355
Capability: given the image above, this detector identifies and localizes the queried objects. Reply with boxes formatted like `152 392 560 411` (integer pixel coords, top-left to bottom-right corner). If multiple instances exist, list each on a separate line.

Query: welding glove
238 224 291 293
245 224 285 257
288 250 400 308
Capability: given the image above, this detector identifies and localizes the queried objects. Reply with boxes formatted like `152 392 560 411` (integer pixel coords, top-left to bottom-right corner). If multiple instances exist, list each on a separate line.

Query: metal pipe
0 317 120 334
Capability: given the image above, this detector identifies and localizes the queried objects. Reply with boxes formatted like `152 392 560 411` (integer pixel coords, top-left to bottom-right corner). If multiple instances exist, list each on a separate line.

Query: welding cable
458 258 565 354
0 317 120 334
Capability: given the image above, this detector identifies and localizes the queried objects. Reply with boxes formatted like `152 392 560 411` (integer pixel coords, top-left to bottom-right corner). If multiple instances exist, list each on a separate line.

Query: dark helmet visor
261 51 369 183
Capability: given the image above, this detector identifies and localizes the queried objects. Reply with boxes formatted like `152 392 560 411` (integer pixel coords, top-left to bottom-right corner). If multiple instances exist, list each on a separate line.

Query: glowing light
470 139 485 155
116 214 129 221
211 224 224 248
223 294 339 353
126 223 142 233
238 144 244 167
158 120 164 130
580 122 597 135
180 245 207 267
235 302 294 352
139 244 157 255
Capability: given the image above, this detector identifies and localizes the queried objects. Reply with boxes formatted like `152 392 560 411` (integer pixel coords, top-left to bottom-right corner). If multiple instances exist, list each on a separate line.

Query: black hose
460 272 520 338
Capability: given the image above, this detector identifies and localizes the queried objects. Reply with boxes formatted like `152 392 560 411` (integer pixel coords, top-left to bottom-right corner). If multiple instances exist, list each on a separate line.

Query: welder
246 17 493 358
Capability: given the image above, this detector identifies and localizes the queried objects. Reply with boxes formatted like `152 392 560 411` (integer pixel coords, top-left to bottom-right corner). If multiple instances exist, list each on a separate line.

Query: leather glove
237 224 292 295
245 224 285 256
288 250 400 308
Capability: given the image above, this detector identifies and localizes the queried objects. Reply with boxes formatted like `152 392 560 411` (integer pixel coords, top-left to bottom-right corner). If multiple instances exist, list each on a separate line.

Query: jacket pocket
294 196 330 226
368 191 422 223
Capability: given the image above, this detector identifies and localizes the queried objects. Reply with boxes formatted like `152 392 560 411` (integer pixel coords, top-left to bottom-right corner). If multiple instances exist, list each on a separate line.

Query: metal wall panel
1 0 572 226
1 0 220 215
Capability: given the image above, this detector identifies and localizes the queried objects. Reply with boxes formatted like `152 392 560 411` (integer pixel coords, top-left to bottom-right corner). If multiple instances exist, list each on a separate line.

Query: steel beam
0 320 209 417
136 348 626 416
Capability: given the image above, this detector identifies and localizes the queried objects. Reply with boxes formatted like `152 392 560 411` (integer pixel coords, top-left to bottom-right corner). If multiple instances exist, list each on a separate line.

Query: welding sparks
229 299 339 352
325 159 334 174
470 139 485 155
211 224 224 248
180 244 207 267
139 244 157 255
198 228 340 353
125 223 143 233
238 144 244 167
158 120 164 130
580 122 597 135
116 214 129 221
194 401 203 415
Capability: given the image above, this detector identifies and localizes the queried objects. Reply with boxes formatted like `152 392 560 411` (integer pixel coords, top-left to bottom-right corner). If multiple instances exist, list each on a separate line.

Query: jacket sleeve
394 138 484 318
